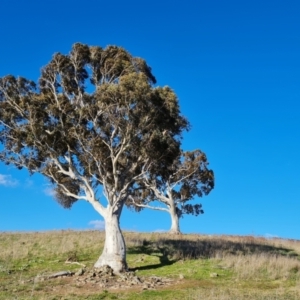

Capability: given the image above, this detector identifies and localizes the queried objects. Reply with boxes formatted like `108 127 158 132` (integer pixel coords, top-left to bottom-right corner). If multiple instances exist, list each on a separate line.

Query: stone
75 268 85 276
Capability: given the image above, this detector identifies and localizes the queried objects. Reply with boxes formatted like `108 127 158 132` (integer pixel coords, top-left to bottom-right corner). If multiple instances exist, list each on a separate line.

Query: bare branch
128 196 169 213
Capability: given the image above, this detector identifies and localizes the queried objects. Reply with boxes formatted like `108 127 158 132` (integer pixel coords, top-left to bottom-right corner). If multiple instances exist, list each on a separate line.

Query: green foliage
127 149 214 234
0 43 188 210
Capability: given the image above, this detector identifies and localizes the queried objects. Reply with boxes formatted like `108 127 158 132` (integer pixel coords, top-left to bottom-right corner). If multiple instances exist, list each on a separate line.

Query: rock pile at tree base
33 265 175 291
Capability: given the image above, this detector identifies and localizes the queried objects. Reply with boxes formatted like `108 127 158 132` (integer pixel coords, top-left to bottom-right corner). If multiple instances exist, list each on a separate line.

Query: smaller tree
129 150 214 234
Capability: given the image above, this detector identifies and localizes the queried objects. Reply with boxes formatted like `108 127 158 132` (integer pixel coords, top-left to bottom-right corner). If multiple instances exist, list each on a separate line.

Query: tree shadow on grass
127 236 300 272
128 240 177 271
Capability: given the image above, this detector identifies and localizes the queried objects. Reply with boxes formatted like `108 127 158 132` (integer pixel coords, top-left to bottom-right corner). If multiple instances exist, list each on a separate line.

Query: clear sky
0 0 299 239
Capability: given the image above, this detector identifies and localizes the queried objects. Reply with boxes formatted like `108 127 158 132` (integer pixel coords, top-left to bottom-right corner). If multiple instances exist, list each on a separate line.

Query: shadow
127 236 300 272
128 240 177 271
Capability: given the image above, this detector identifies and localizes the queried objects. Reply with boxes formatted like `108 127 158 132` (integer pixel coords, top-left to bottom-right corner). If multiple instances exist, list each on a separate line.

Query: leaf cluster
0 43 188 208
128 149 214 217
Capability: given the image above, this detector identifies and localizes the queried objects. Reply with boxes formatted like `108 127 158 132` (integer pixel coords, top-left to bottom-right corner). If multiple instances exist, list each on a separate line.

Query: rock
132 276 142 284
47 271 74 279
150 276 162 283
118 273 128 282
95 265 114 276
75 268 85 276
29 265 176 291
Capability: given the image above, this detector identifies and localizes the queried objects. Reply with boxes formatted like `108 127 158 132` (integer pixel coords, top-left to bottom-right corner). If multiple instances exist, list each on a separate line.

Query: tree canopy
128 149 214 234
0 43 189 272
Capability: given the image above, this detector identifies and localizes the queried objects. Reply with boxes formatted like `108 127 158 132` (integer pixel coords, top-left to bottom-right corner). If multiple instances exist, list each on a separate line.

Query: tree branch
128 196 169 213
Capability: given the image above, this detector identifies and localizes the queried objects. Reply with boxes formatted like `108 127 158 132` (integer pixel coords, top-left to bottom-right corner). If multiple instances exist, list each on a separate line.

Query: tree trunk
94 205 127 273
169 203 181 234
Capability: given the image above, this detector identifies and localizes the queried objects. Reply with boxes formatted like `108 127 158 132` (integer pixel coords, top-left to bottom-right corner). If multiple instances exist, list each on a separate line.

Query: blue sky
0 0 299 239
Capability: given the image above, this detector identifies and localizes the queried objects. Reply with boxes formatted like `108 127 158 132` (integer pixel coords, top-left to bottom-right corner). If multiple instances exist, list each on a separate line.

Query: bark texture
94 207 127 273
169 203 181 234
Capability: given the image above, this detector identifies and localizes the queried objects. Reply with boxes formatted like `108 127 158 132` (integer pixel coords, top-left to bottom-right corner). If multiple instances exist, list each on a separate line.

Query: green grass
0 231 300 299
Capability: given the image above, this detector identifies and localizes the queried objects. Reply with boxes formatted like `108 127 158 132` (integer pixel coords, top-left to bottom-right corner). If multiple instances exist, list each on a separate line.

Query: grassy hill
0 230 299 299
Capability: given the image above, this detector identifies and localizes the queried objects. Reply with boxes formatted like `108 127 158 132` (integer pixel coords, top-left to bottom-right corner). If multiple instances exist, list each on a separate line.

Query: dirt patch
28 265 177 295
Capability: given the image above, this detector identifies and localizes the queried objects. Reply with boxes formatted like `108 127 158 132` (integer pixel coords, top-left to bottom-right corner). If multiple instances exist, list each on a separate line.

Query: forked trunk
169 203 181 235
94 205 127 273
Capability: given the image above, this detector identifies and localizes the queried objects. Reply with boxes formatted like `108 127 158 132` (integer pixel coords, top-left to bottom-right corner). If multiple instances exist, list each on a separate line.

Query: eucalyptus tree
0 43 188 272
129 150 214 234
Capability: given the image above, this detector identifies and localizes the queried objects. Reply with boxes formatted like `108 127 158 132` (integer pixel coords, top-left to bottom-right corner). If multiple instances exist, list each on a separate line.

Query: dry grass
126 232 300 259
1 231 299 261
0 230 105 260
0 230 299 299
221 253 300 281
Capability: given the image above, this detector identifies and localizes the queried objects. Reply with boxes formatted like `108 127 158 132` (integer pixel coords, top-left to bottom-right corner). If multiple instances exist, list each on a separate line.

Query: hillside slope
0 231 299 299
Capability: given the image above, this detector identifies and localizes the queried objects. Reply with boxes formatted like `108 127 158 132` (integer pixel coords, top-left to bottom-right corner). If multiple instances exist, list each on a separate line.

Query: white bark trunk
94 205 127 273
169 203 181 235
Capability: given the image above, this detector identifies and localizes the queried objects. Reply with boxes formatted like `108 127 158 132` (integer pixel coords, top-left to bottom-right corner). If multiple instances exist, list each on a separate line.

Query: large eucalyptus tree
0 43 188 272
